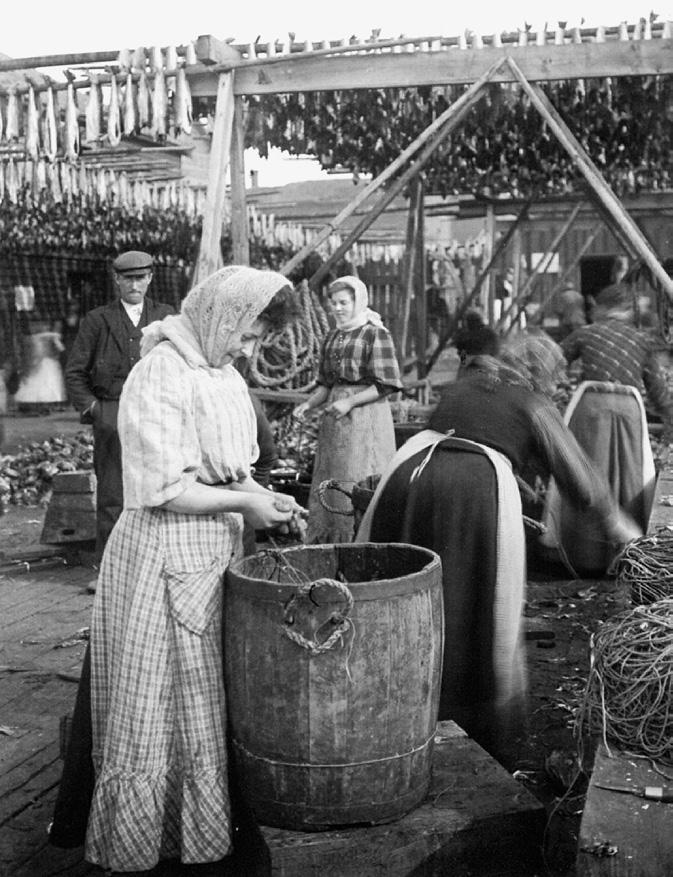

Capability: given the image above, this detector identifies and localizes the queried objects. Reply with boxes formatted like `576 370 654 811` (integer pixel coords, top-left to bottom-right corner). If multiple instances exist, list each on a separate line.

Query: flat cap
112 250 153 273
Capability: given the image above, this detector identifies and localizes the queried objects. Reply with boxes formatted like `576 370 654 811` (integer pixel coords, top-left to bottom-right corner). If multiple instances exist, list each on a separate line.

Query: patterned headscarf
141 266 290 368
501 330 568 398
328 276 383 329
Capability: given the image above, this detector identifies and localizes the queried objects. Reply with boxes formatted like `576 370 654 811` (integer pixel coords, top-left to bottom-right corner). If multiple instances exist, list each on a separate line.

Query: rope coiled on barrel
576 600 673 765
282 578 355 657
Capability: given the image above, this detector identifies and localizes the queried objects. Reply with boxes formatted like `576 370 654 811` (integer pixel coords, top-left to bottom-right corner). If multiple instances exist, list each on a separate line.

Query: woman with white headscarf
76 266 303 874
293 275 403 543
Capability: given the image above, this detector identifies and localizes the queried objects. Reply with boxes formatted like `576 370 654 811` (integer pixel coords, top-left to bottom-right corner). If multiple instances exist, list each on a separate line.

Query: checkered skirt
85 507 243 871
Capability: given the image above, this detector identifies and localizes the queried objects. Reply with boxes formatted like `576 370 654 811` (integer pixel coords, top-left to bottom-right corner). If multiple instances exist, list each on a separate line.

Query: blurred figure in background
13 321 67 414
541 288 669 574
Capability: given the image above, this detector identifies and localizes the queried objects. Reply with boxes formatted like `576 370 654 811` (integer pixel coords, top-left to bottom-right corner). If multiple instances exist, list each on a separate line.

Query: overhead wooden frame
187 26 673 329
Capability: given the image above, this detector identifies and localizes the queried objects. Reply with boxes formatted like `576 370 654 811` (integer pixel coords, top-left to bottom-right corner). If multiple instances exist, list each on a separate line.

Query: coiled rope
611 531 673 605
576 600 673 765
249 280 330 391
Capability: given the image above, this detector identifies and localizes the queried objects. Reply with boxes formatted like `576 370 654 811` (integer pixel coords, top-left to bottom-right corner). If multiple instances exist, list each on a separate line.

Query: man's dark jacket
65 297 175 554
65 297 174 414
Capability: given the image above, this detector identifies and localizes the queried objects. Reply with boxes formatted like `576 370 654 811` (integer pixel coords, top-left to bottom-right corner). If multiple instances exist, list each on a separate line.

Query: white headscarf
328 275 383 330
141 265 290 368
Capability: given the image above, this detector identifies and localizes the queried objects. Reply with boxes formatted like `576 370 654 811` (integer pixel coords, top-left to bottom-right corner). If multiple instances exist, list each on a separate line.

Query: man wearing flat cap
66 251 175 558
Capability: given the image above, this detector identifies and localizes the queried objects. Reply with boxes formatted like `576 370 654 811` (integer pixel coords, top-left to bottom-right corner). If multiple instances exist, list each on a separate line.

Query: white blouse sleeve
119 347 201 508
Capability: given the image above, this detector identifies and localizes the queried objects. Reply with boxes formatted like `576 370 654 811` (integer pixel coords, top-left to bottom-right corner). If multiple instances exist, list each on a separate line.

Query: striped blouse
318 322 403 393
118 341 258 508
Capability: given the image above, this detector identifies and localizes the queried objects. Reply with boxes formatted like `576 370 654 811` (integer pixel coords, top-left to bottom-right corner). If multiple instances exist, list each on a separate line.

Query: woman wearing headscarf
356 354 640 763
58 267 303 875
293 276 403 543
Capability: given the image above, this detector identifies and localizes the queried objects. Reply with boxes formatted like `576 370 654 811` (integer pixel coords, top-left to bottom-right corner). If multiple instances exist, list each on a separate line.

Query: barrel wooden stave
224 542 443 831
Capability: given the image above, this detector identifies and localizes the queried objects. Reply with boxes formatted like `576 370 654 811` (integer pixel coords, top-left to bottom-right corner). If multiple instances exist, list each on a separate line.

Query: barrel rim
226 541 442 601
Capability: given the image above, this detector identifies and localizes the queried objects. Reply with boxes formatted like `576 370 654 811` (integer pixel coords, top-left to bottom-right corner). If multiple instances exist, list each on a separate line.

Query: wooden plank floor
0 561 99 877
577 463 673 877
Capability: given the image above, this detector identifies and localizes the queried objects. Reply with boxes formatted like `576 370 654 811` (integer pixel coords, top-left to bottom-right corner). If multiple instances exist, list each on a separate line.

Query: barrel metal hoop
232 732 435 769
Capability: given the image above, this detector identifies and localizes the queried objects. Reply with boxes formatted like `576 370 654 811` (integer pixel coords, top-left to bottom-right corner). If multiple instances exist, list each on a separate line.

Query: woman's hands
292 401 311 421
242 491 308 538
324 397 353 419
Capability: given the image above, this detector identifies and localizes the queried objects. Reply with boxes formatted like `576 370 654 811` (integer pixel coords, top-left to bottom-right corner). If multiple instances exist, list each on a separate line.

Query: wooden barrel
224 542 443 831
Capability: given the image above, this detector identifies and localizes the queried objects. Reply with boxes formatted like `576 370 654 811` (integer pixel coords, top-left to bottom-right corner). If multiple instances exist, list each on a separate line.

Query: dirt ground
0 409 623 877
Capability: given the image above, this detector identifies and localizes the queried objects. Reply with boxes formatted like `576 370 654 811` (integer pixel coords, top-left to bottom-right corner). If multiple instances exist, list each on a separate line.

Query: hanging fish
117 47 132 71
85 76 102 143
0 161 4 203
0 97 4 144
64 82 80 161
137 71 150 129
6 157 18 203
44 87 58 161
35 157 48 192
5 89 19 141
151 68 167 139
123 73 136 136
184 42 197 65
174 67 192 134
60 159 71 198
118 169 129 206
25 87 39 161
47 160 63 202
107 74 122 145
150 46 163 72
165 46 178 71
79 162 88 196
97 167 108 202
131 46 147 71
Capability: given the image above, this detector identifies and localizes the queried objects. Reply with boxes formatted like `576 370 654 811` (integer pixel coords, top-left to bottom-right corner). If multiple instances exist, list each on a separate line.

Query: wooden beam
506 55 673 305
230 96 249 266
281 57 505 279
194 35 241 66
498 202 582 333
413 182 428 378
194 72 235 284
187 40 673 97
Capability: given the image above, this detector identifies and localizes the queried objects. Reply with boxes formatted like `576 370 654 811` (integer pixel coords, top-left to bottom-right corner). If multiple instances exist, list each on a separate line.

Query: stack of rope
611 531 673 605
248 280 330 391
577 600 673 765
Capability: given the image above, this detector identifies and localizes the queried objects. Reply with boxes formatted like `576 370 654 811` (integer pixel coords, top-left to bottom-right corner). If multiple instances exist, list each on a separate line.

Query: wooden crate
41 471 97 544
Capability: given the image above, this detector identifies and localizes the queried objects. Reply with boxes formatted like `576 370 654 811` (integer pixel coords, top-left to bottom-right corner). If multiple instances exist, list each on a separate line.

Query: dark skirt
367 437 527 758
541 382 655 574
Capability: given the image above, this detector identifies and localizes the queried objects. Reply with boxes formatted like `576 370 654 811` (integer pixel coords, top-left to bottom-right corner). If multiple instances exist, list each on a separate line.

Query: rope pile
577 600 673 764
612 532 673 605
248 280 330 391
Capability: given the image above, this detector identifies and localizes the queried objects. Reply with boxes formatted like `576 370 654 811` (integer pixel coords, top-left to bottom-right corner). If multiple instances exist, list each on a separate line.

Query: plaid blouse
561 321 673 423
318 322 403 393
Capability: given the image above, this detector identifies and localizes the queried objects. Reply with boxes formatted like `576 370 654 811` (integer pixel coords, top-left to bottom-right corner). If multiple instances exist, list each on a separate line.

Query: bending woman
68 267 303 874
294 276 403 543
357 355 640 762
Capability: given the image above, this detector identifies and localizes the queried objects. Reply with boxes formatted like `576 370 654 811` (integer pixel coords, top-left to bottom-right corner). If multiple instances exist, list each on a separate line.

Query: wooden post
194 72 236 283
230 95 249 265
282 58 506 278
506 56 673 304
484 203 496 324
414 181 428 378
399 176 423 370
498 201 582 333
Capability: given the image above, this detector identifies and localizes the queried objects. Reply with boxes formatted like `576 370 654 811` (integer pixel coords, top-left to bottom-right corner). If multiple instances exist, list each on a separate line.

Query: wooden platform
577 461 673 876
261 721 545 876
